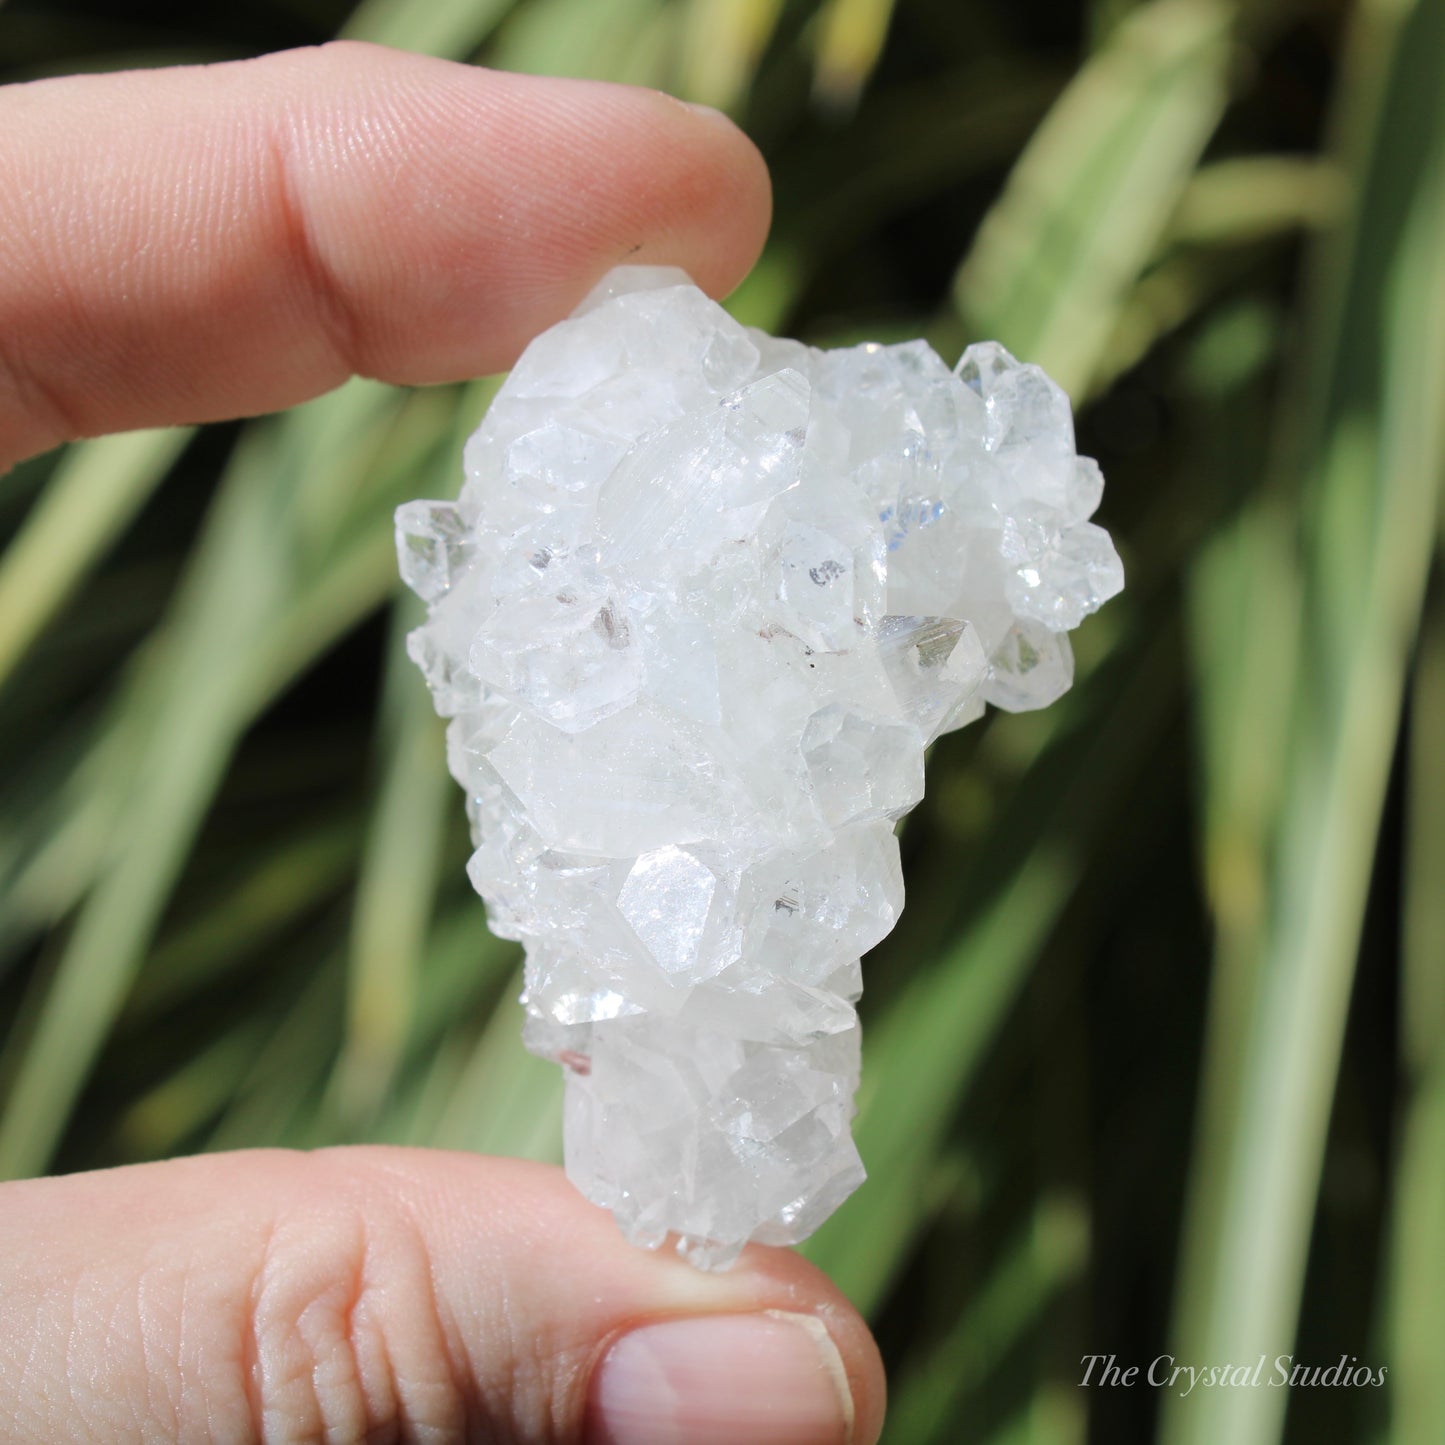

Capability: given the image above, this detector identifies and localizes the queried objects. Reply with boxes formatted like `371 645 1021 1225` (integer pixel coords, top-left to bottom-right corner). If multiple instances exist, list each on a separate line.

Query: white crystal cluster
397 267 1122 1268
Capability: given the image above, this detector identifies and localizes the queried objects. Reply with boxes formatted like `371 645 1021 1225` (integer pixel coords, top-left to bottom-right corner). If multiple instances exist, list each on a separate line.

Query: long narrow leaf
333 604 449 1126
1384 589 1445 1443
953 0 1232 396
0 427 190 693
1165 0 1445 1439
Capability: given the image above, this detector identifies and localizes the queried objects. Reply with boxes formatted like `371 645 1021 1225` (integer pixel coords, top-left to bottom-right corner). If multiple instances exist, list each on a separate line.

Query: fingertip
379 1150 884 1444
334 67 775 376
637 92 774 302
735 1243 889 1445
263 47 773 379
338 1149 882 1442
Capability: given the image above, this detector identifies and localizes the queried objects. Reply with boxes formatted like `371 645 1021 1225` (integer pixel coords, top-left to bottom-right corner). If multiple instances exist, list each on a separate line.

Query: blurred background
1 0 1441 1441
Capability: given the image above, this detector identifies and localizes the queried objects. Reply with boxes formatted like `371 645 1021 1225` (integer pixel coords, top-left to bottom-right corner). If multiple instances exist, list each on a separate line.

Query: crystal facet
398 267 1123 1266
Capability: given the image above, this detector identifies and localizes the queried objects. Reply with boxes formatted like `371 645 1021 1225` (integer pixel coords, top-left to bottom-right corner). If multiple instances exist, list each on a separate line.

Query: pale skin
0 42 887 1444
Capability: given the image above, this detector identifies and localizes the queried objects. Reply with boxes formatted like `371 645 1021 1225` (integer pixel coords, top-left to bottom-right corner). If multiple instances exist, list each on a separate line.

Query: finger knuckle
244 1167 467 1443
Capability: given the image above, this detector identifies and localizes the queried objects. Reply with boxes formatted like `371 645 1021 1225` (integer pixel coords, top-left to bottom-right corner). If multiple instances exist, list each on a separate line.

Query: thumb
0 1146 884 1443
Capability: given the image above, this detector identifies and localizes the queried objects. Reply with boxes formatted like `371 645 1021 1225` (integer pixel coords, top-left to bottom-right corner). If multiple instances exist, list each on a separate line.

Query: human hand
0 43 885 1444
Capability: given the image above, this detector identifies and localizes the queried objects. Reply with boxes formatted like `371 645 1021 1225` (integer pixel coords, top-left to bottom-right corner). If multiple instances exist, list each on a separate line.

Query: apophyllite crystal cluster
397 266 1122 1268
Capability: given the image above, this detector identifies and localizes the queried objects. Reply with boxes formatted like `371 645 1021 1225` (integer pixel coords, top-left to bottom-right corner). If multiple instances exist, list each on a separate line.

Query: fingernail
586 1309 854 1445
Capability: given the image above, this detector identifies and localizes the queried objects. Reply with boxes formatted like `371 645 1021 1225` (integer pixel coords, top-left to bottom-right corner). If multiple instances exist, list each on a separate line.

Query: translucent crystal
397 268 1123 1267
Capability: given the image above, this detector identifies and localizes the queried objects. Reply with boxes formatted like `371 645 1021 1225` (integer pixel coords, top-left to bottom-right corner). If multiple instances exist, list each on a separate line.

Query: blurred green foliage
1 1 1441 1442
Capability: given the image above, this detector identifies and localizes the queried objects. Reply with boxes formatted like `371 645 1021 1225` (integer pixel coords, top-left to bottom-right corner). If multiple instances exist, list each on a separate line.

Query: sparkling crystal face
398 266 1123 1268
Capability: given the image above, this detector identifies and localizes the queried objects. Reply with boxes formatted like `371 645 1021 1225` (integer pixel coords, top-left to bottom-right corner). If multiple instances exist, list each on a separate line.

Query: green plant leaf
1165 0 1445 1439
0 427 190 695
953 0 1233 395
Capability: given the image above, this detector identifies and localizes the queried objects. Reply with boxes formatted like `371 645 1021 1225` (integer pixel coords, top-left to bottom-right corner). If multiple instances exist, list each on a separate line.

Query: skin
0 41 769 467
0 42 885 1443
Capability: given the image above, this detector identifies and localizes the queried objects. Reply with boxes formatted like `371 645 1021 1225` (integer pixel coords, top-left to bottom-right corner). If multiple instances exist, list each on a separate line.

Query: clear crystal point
397 267 1123 1267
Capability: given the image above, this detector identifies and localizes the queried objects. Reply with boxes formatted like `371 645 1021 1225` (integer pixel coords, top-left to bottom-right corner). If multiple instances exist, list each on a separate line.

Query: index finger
0 42 772 468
